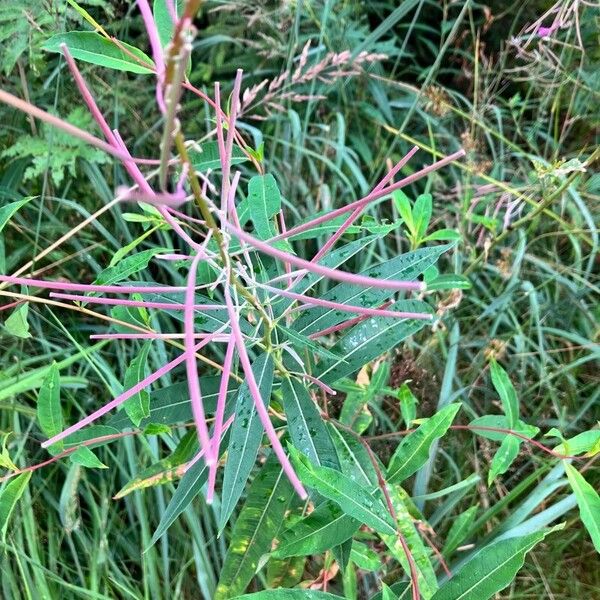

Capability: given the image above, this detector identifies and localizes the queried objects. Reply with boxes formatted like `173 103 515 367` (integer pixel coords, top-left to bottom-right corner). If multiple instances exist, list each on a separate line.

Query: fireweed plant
0 2 599 600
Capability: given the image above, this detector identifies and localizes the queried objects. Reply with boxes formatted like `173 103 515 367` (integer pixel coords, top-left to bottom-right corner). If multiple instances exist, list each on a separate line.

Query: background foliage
0 1 598 599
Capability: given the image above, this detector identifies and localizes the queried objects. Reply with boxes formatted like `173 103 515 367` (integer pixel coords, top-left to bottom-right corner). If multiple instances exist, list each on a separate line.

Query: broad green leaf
43 32 154 74
189 141 248 172
388 404 461 484
339 387 373 435
4 302 31 339
431 531 549 600
289 447 396 536
469 415 539 442
564 463 600 553
488 436 520 485
294 245 449 337
247 174 281 239
69 446 107 469
0 472 31 542
329 426 378 488
281 377 339 469
489 359 518 427
122 341 152 426
392 190 413 230
349 541 380 571
555 430 600 457
220 355 274 529
37 362 63 453
381 486 437 599
233 591 343 599
274 501 360 558
216 457 293 599
442 506 478 556
315 300 432 385
0 196 33 233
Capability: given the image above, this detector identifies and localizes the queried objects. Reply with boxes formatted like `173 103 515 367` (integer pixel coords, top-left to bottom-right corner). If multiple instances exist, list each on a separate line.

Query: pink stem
223 284 307 499
0 275 186 294
90 333 230 341
206 337 236 503
49 292 221 311
41 337 217 449
136 0 166 113
262 284 431 320
224 222 424 292
269 149 466 243
184 252 215 465
183 414 235 474
373 146 419 192
117 189 188 207
298 373 337 396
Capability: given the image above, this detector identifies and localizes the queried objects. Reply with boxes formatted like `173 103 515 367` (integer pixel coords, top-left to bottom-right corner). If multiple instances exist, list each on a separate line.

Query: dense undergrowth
0 1 598 599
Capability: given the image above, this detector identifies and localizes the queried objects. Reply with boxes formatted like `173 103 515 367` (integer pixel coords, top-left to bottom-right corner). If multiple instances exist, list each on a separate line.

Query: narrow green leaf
489 359 518 428
281 377 339 469
69 446 107 469
43 32 154 74
122 341 152 426
289 447 396 536
216 456 293 599
150 452 209 546
564 463 600 553
4 302 31 339
388 404 461 484
0 196 33 233
488 436 520 485
555 430 600 457
425 274 471 291
442 506 478 556
279 325 345 363
294 245 449 337
431 531 549 600
93 248 165 289
315 300 432 385
37 362 63 453
233 591 342 599
0 472 31 542
421 229 461 243
220 354 274 529
469 416 539 442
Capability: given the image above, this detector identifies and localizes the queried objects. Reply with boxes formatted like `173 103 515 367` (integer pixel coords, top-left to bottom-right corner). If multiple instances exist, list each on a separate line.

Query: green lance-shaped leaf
216 456 293 599
489 359 518 428
37 362 63 453
0 472 31 542
274 501 359 558
431 531 550 600
0 196 33 233
468 415 539 442
123 341 152 426
294 244 450 337
412 193 433 240
220 354 274 529
564 463 600 553
388 404 461 484
488 436 520 485
153 0 184 47
150 451 209 546
281 377 339 469
4 302 31 339
279 326 345 363
381 486 438 599
442 506 478 556
233 590 343 599
315 300 432 386
69 446 107 469
43 32 155 74
93 248 166 290
289 446 396 536
555 430 600 457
